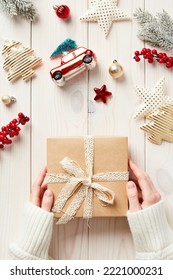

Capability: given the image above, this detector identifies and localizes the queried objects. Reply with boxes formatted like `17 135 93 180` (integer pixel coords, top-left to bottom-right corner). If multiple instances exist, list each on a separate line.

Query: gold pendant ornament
1 95 16 105
109 60 124 79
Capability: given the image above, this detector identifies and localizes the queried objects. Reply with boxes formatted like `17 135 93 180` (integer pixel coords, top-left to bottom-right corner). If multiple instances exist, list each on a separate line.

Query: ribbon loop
60 157 85 178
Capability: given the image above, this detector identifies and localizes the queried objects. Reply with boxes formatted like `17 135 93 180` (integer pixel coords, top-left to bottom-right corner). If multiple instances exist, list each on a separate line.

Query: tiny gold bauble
1 95 16 105
109 60 124 79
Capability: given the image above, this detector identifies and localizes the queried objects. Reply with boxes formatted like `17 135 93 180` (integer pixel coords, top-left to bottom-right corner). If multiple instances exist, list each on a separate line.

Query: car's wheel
52 71 62 80
52 71 65 86
83 55 93 64
83 55 96 70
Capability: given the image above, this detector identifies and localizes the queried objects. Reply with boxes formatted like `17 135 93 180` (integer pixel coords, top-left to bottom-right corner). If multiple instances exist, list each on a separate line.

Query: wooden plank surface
0 0 173 259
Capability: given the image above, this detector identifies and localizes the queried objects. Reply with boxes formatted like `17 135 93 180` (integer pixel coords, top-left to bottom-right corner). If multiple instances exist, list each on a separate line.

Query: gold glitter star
133 77 173 119
80 0 130 38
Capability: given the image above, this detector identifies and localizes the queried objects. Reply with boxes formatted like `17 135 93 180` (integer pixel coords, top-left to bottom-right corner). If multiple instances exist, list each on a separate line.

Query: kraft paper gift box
46 136 128 224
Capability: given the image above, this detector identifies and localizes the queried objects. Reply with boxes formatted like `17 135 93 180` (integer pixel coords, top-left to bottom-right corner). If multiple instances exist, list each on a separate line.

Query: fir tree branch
0 0 18 16
12 0 38 21
133 8 173 51
133 8 154 25
157 10 173 36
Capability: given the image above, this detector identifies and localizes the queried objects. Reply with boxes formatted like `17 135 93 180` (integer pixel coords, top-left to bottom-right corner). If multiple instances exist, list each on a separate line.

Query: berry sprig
0 113 30 150
134 48 173 68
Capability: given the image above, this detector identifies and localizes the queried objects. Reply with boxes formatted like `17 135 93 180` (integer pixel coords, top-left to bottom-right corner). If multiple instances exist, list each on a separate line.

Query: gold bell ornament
109 60 124 79
1 95 16 105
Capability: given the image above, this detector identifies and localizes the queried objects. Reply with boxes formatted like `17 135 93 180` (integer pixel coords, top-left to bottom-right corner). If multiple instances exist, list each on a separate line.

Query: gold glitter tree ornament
80 0 130 38
141 104 173 145
2 41 42 82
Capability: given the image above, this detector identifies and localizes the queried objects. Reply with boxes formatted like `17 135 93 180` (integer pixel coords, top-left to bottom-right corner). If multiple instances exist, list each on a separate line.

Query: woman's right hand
126 160 161 212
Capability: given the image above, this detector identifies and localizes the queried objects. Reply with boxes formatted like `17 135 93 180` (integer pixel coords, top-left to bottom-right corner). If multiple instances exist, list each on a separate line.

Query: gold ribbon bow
45 136 129 224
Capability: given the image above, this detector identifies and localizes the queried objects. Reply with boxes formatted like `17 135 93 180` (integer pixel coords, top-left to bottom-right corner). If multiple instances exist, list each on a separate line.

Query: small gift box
46 136 128 224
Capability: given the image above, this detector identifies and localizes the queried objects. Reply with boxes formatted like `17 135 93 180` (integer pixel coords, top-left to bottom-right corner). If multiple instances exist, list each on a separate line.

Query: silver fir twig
134 8 173 51
0 0 38 21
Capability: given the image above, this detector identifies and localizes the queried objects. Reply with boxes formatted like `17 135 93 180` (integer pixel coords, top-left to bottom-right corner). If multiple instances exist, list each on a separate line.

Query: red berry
2 131 8 136
0 144 4 149
0 135 4 141
10 123 16 129
18 112 24 118
15 127 21 132
152 49 157 54
158 53 163 58
148 58 153 63
134 56 140 62
6 139 12 145
25 116 30 122
166 61 172 68
158 58 164 63
162 55 168 62
135 50 140 56
12 119 17 124
6 124 10 129
141 48 147 55
168 57 173 62
1 126 7 131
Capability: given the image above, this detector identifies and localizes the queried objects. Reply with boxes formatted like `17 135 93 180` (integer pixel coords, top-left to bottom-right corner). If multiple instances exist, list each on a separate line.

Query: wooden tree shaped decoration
2 41 42 81
140 104 173 144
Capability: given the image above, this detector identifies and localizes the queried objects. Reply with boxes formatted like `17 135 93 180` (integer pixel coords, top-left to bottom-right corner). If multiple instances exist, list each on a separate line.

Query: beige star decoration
80 0 130 38
133 77 173 119
141 104 173 145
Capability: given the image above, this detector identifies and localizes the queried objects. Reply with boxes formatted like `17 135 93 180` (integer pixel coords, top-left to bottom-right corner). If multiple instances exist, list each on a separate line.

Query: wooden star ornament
94 84 112 103
141 104 173 145
133 77 173 119
80 0 130 38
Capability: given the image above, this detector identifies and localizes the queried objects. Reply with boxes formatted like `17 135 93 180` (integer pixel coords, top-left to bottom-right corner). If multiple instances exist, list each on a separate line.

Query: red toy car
50 47 96 86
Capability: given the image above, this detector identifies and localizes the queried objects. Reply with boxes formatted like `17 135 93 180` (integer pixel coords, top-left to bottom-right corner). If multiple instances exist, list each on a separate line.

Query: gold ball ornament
1 95 16 105
109 60 124 79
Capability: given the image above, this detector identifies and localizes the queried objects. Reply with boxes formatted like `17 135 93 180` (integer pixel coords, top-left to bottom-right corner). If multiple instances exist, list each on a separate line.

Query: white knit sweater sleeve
127 200 173 259
8 202 54 260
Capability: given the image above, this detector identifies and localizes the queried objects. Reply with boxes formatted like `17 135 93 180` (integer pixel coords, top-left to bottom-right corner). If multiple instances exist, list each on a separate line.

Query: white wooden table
1 0 173 260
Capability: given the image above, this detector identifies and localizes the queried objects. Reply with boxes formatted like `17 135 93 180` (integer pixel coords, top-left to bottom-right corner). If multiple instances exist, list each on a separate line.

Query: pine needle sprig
133 8 154 25
12 0 38 21
157 10 173 37
0 0 18 16
133 8 173 51
0 0 38 20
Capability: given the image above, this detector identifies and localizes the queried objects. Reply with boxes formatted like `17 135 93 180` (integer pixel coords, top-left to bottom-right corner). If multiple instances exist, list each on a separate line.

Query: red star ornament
94 84 112 103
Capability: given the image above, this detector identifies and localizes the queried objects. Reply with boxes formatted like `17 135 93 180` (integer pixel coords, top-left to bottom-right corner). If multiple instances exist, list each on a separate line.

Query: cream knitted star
80 0 130 37
133 77 173 119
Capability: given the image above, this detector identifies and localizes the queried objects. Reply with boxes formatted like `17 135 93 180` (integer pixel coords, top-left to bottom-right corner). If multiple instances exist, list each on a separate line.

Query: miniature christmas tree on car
2 40 42 82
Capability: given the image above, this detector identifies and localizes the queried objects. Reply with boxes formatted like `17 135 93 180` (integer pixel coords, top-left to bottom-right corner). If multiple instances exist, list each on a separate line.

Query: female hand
30 167 54 212
126 160 161 212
